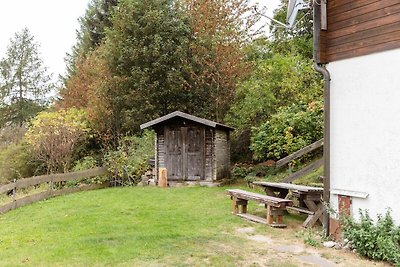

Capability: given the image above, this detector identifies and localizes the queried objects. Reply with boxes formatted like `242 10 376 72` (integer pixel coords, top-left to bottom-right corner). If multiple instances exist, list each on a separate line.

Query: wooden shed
140 111 234 183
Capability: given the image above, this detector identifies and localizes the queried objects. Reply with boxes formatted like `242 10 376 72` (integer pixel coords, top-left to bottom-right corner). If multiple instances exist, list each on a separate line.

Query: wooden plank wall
157 131 166 169
320 0 400 63
214 130 230 180
204 129 213 181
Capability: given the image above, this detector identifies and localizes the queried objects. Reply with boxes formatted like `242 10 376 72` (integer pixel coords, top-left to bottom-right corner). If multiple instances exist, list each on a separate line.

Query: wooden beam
0 167 107 195
276 139 324 168
283 158 324 183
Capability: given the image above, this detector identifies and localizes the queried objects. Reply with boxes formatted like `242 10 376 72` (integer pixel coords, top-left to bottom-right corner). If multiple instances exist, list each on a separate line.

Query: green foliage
0 28 53 126
102 0 193 132
25 108 91 173
225 42 323 162
268 0 313 59
303 230 321 247
226 53 322 132
64 0 118 79
250 101 323 161
71 156 108 185
231 166 252 180
104 130 155 185
0 142 42 183
342 210 400 266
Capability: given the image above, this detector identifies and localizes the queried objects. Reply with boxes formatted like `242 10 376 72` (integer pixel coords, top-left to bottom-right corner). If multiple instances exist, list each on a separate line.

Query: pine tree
0 28 53 126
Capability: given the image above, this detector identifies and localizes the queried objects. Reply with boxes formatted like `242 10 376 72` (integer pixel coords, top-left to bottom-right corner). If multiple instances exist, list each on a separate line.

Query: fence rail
0 167 108 214
276 139 324 168
274 139 324 183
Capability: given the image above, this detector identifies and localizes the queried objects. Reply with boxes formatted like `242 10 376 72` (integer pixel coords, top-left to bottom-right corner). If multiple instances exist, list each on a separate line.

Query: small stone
343 243 352 251
334 243 342 250
323 241 337 248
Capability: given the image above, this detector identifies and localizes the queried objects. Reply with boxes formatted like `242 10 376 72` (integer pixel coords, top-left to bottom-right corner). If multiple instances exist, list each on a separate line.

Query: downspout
313 1 331 236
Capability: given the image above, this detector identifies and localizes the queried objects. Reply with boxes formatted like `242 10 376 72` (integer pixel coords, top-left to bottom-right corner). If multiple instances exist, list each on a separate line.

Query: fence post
288 162 293 175
12 179 16 208
51 174 54 195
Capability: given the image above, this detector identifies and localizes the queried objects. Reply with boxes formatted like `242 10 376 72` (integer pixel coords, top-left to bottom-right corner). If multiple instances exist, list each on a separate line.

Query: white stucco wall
328 48 400 223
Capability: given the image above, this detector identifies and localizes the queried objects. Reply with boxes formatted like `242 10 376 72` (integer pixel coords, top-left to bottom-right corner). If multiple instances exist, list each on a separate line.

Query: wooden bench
226 189 293 228
252 182 325 228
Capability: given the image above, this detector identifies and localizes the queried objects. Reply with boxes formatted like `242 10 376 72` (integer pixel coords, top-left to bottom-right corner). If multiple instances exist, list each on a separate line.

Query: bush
250 101 323 161
104 130 155 186
25 108 90 173
342 210 400 266
0 142 43 184
71 156 108 185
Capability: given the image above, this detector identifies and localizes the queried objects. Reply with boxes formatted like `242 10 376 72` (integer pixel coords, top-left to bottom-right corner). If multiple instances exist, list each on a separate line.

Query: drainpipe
313 1 331 236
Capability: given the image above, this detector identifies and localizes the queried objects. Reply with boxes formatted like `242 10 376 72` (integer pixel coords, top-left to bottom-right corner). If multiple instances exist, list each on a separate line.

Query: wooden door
185 127 204 180
165 127 183 180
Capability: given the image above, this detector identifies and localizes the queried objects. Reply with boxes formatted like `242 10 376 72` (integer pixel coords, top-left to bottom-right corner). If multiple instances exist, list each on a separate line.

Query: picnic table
226 189 293 228
252 181 324 228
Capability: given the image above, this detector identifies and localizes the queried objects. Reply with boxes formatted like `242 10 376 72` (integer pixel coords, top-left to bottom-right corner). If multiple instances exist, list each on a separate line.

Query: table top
252 181 323 193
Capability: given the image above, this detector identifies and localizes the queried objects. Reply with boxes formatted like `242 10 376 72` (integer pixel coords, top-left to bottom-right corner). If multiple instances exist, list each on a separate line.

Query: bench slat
287 206 314 215
226 189 292 207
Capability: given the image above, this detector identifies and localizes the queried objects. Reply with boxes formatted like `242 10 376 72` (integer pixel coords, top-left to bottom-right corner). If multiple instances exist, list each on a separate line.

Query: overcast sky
0 0 281 81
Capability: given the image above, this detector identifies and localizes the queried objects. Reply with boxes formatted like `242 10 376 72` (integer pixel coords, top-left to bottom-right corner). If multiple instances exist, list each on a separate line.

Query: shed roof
140 111 234 131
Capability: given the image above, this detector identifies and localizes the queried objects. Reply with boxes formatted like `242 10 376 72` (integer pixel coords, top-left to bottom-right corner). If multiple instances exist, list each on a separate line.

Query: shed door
185 127 204 180
165 126 204 181
166 127 183 180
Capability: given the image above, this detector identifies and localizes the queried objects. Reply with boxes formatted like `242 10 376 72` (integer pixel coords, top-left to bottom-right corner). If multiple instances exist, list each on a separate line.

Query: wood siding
214 129 230 180
320 0 400 63
205 129 214 181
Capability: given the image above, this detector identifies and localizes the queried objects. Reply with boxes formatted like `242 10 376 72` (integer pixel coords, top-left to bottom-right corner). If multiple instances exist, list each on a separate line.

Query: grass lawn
0 186 387 267
0 186 263 266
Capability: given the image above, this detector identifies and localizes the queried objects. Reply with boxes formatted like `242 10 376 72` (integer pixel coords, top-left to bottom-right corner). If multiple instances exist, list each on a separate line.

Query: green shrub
231 166 252 180
250 101 323 161
342 210 400 266
0 142 43 184
71 156 108 185
104 130 155 186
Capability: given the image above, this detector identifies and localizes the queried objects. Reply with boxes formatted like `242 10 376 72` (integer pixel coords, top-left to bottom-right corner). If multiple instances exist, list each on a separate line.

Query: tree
182 0 260 121
0 28 53 126
25 108 90 174
268 0 314 59
102 0 194 133
64 0 118 78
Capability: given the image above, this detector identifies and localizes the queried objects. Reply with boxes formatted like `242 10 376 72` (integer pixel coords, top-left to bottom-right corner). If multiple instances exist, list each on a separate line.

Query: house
140 111 234 184
314 1 400 237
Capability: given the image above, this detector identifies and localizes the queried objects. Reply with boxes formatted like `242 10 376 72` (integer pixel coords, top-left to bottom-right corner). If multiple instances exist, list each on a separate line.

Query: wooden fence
276 139 324 183
0 167 108 214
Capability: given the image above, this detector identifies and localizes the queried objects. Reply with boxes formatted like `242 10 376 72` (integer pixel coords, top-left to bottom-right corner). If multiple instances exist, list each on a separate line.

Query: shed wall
214 129 230 180
320 0 400 63
205 128 214 181
328 48 400 224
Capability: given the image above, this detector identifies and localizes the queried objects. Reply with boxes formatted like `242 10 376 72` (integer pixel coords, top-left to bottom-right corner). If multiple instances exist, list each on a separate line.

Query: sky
0 0 281 82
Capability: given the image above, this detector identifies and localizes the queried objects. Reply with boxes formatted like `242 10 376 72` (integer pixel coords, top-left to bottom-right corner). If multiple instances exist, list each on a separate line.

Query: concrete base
167 181 221 188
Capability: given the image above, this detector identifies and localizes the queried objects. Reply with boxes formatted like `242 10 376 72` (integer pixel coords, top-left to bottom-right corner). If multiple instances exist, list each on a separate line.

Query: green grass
0 186 269 267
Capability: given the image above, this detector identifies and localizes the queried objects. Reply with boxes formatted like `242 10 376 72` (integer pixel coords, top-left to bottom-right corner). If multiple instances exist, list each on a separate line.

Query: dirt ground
233 225 391 267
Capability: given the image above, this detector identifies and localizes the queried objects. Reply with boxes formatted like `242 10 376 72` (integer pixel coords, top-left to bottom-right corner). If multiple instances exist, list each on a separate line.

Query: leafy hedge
104 130 155 185
250 101 323 161
343 210 400 266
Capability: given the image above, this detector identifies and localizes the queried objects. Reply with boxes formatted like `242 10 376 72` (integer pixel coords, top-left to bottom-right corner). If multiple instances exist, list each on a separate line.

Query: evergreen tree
103 0 193 132
64 0 118 78
0 28 53 126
